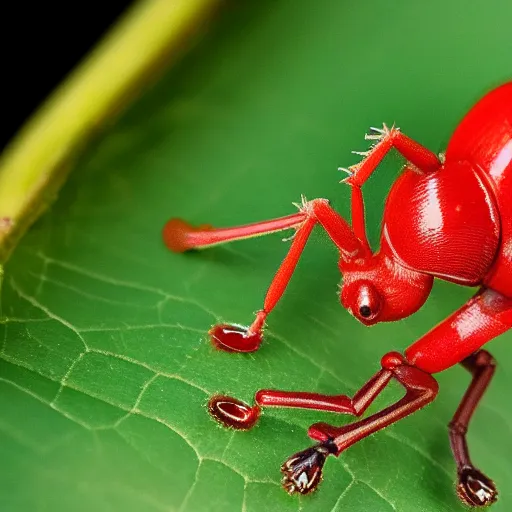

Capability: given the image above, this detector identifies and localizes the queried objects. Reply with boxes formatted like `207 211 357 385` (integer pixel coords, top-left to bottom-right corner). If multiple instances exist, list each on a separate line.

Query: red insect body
163 82 512 507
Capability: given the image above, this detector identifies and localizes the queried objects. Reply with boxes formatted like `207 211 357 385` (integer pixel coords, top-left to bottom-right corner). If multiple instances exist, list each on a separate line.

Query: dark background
0 3 131 152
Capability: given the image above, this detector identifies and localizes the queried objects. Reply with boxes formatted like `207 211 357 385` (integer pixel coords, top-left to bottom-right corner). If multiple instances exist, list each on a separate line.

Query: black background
1 3 132 152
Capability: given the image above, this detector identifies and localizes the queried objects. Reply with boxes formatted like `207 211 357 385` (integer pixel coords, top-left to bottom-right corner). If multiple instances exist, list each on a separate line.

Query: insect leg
207 352 426 434
405 288 512 373
344 125 441 188
244 198 366 336
350 186 370 250
254 366 392 416
306 355 438 443
163 212 306 252
207 365 395 430
194 199 366 352
449 350 498 507
244 215 317 336
280 353 439 494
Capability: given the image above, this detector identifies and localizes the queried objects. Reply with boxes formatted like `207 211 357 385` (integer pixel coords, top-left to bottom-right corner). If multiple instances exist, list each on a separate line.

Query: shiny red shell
382 82 512 297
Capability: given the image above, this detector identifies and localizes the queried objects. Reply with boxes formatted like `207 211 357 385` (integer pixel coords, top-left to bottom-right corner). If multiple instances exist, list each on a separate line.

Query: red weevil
163 82 512 507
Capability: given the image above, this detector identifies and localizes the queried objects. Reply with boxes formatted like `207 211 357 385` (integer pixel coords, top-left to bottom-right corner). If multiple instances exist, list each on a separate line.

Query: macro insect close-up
164 82 512 507
2 2 512 511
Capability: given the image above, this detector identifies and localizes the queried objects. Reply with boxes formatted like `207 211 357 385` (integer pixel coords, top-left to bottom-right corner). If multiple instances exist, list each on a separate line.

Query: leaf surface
1 1 511 511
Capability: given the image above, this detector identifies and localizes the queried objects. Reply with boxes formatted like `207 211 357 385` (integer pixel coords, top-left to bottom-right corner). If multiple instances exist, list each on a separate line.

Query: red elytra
163 82 512 507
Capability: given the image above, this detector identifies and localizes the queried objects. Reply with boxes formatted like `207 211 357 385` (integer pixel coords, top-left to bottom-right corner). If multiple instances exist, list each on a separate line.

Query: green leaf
1 1 511 511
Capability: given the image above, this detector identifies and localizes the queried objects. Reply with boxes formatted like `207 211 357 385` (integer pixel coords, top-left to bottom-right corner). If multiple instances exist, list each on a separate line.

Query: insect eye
359 305 372 318
354 282 381 322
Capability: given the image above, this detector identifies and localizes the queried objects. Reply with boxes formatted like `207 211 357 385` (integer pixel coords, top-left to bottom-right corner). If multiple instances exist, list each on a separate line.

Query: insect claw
365 125 388 141
365 123 400 141
280 441 335 495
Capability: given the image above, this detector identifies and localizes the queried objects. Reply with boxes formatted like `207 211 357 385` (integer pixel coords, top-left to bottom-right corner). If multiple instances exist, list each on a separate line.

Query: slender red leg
208 363 395 430
340 126 441 256
207 216 316 353
208 351 432 435
279 353 438 494
248 216 317 336
244 199 367 334
306 356 438 444
255 367 393 416
449 350 498 507
406 287 512 374
341 125 441 187
170 198 366 353
163 212 306 252
350 187 370 251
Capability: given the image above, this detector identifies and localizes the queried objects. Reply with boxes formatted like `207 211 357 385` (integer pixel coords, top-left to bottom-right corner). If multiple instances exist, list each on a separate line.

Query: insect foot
280 440 337 495
457 466 498 507
208 395 261 430
162 218 214 252
209 323 262 353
